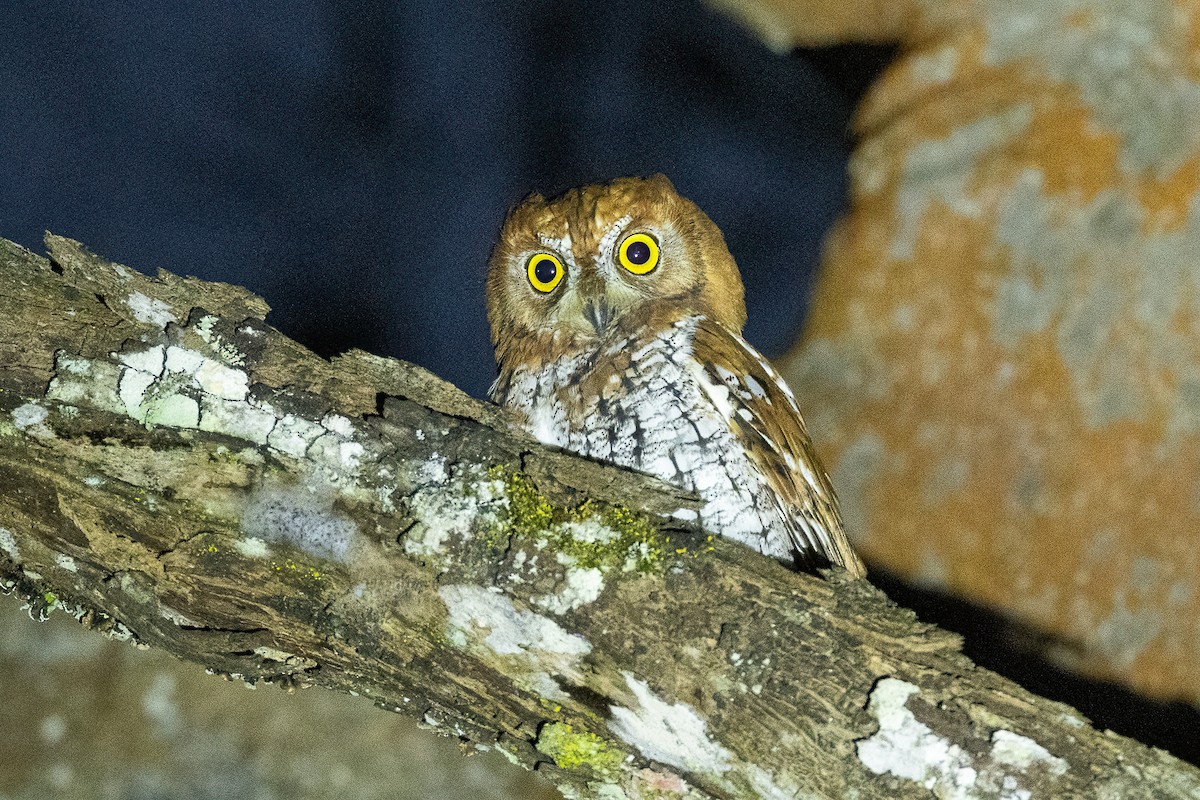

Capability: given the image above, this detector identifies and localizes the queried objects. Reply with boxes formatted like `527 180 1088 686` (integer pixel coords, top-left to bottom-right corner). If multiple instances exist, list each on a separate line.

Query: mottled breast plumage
486 175 865 577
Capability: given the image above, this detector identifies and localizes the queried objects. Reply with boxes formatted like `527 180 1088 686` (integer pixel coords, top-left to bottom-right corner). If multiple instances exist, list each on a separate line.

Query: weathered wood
0 233 1196 799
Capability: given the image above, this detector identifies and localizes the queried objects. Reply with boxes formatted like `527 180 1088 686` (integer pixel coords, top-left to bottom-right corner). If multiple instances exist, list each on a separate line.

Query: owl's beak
582 300 613 335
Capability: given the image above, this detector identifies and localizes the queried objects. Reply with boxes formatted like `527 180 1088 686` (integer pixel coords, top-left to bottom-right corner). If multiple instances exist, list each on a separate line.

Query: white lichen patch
199 395 276 444
558 518 619 547
267 414 326 459
158 344 250 401
193 357 249 401
163 345 203 375
857 679 979 794
118 344 165 375
241 480 359 560
88 342 371 480
56 353 95 377
587 786 631 800
338 441 365 471
306 428 368 476
11 402 49 430
113 344 254 430
126 291 178 327
374 470 398 514
670 508 698 523
608 672 733 776
514 519 624 611
413 452 448 486
533 560 605 614
404 492 465 557
145 393 202 429
54 554 78 573
47 356 124 413
117 367 157 417
743 765 796 800
194 314 218 339
232 537 271 558
194 314 247 366
321 413 356 438
405 472 508 559
858 678 1069 798
439 584 591 701
0 527 19 559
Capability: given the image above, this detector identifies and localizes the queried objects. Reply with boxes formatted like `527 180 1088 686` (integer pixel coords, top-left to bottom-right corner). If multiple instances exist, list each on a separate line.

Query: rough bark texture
1 234 1197 799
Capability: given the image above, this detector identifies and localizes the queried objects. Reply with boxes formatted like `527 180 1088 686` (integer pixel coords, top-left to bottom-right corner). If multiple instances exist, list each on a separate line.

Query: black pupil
626 240 651 265
534 258 558 285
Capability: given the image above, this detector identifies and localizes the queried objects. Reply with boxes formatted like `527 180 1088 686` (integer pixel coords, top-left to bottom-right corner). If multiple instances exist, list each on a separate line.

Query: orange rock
745 0 1200 702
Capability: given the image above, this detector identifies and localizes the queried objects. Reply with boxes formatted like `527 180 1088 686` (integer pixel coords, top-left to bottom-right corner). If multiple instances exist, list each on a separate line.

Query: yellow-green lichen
489 468 665 572
492 466 555 538
537 722 625 776
270 558 323 581
564 502 663 572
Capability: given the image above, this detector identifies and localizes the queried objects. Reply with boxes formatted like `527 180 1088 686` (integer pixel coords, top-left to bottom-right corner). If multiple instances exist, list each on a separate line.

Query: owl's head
486 175 747 362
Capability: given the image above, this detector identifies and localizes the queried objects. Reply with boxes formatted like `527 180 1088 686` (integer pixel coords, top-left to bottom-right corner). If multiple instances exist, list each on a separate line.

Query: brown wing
690 319 866 577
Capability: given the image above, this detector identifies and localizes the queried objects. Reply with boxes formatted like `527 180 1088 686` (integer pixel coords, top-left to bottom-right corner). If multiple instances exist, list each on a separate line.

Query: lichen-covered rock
747 0 1200 702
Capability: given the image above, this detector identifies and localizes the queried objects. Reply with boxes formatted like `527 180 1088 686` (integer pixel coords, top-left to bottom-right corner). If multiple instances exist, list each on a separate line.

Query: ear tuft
647 173 677 192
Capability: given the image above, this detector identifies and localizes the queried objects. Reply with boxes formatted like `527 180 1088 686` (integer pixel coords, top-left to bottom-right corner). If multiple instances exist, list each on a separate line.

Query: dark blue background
0 0 868 398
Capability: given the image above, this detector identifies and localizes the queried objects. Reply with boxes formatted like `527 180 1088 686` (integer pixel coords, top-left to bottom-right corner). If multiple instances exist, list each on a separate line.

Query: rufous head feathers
486 175 747 366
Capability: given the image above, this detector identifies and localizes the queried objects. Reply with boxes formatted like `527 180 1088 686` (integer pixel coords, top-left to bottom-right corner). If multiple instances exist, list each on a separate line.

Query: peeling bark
1 234 1197 799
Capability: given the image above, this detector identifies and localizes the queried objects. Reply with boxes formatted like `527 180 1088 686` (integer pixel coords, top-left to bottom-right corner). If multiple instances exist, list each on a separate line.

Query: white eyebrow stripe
597 214 633 261
537 233 572 254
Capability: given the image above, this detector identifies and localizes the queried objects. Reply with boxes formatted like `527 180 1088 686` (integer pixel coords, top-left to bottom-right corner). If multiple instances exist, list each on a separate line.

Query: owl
486 175 865 577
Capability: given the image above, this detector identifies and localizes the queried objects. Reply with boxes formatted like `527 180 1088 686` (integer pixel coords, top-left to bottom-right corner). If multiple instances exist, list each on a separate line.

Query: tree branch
1 234 1196 799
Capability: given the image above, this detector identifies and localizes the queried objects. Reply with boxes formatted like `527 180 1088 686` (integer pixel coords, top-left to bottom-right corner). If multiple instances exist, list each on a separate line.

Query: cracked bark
1 234 1197 799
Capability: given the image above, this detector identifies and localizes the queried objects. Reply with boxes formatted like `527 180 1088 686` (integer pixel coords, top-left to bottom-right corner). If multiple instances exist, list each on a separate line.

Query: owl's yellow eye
617 232 659 275
526 253 564 293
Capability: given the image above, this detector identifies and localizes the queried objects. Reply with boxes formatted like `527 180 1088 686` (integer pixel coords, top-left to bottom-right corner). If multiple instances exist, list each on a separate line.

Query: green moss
489 467 665 573
494 466 555 538
537 722 625 776
562 501 663 572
